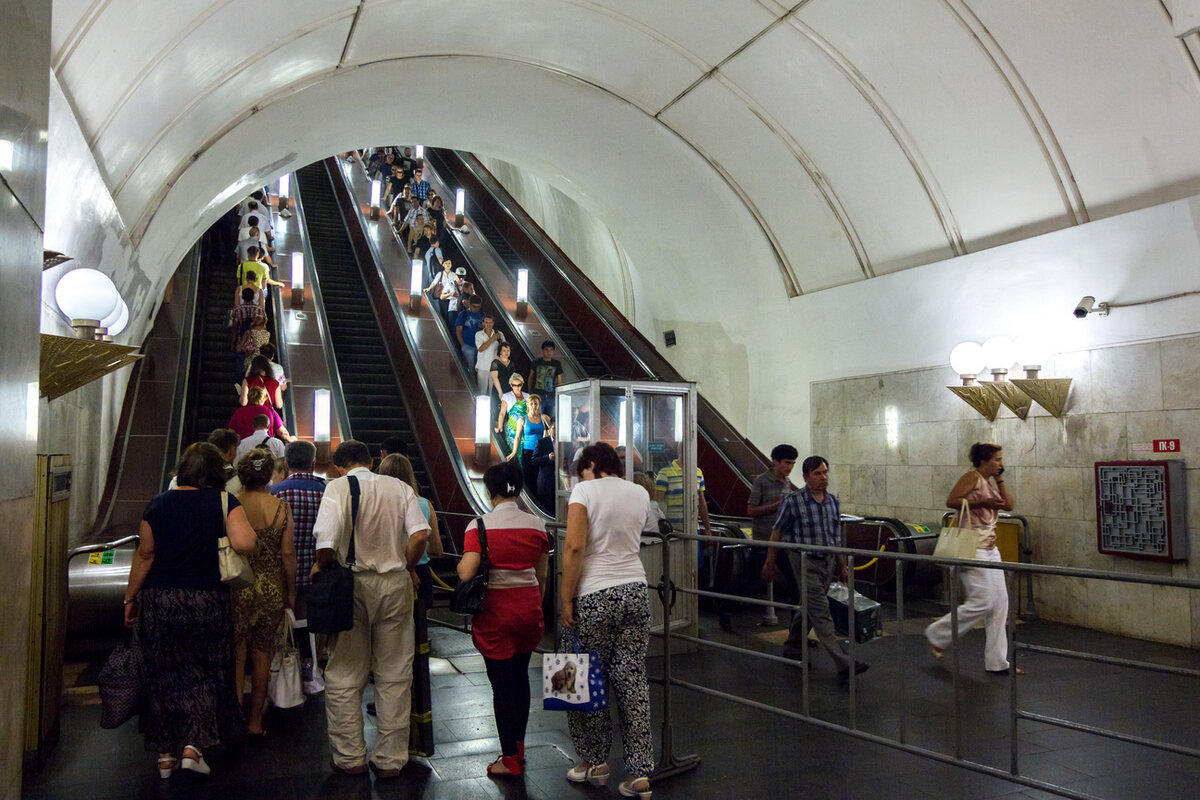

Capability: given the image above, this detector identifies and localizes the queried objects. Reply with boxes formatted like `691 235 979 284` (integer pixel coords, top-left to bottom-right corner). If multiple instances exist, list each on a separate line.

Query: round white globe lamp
1013 333 1051 377
100 298 130 339
981 336 1017 378
55 268 120 338
949 342 987 384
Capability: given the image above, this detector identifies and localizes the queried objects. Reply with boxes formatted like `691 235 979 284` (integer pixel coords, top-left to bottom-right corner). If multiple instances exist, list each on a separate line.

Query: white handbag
267 611 305 709
217 492 255 589
933 499 979 561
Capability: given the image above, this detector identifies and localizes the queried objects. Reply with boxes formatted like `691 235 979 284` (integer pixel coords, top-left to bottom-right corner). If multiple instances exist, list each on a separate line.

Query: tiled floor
24 604 1200 799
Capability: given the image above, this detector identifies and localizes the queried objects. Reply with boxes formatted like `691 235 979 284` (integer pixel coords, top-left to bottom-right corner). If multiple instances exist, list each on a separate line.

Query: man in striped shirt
762 456 867 684
271 440 326 682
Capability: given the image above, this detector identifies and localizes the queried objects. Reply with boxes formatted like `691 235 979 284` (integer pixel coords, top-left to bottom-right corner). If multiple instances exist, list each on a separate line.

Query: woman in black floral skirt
123 443 257 778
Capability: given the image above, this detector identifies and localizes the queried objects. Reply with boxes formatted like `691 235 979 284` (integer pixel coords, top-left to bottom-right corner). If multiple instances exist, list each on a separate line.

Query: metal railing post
949 564 963 761
1008 571 1019 775
847 552 857 729
800 550 810 717
650 528 700 782
896 560 907 745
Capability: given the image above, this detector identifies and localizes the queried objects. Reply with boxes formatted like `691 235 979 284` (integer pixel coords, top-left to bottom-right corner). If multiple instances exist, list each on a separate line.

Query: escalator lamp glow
314 389 331 443
0 139 13 172
673 400 683 443
291 252 305 291
557 396 571 436
415 145 424 159
618 398 628 448
278 173 290 200
370 179 382 208
475 396 491 444
516 269 529 303
411 260 423 294
455 188 466 226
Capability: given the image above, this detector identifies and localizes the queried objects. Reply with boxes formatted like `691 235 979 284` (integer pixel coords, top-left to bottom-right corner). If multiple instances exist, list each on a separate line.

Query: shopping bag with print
542 632 607 712
98 630 146 729
267 611 304 709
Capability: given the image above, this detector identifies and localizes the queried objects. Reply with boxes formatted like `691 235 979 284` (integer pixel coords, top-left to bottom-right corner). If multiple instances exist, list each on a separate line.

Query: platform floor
23 603 1200 799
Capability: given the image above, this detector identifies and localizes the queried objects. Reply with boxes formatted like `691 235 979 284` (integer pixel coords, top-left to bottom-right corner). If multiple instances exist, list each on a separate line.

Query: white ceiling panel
51 0 110 58
347 0 704 113
55 0 218 131
797 0 1075 250
723 24 957 275
113 22 350 230
662 79 866 293
969 0 1200 216
588 0 779 66
92 0 349 187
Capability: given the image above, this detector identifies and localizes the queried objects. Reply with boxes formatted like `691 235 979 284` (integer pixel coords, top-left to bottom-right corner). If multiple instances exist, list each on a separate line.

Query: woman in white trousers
925 442 1016 673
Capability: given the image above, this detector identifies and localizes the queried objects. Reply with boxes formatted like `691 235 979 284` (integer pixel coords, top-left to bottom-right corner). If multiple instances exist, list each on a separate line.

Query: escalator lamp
455 188 466 226
415 145 424 159
475 396 491 444
618 398 628 448
314 389 331 443
370 178 382 209
557 396 571 436
410 260 423 295
291 252 305 291
516 269 529 303
278 173 290 200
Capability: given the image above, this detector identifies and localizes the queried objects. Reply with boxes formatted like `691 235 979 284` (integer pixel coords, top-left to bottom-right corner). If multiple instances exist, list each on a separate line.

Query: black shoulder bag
308 475 360 634
450 518 488 615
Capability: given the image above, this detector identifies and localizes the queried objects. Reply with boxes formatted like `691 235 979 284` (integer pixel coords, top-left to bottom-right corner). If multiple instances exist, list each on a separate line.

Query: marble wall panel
1124 409 1200 464
841 375 884 426
1160 335 1200 411
886 465 932 509
898 420 957 467
843 464 887 507
992 417 1037 466
841 424 886 466
1090 342 1163 414
919 366 970 423
817 426 846 465
1019 466 1085 520
955 418 997 466
1032 413 1127 468
881 370 923 429
810 380 845 428
1049 350 1091 416
930 465 963 506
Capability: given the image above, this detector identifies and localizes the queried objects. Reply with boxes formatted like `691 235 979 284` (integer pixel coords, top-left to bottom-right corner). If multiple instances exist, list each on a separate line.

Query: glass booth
554 379 699 645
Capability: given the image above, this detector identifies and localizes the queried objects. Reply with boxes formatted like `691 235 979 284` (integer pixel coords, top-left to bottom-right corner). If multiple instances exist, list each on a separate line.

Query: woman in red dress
457 461 550 778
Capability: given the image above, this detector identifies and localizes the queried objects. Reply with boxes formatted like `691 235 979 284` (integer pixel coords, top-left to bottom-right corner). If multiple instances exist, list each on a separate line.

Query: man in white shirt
235 414 286 461
474 313 505 393
312 440 430 778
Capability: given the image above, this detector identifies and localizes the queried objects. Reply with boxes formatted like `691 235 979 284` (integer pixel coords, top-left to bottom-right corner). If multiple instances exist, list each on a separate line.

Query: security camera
1073 296 1096 318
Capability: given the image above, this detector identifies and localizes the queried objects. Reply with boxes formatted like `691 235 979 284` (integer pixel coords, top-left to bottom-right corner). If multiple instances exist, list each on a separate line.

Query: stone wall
811 335 1200 647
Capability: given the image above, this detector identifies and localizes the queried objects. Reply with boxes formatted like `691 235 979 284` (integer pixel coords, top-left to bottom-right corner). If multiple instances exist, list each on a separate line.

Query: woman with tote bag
925 442 1017 674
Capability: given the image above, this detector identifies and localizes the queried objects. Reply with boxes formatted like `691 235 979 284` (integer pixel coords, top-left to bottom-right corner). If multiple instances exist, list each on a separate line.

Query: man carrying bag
311 441 430 778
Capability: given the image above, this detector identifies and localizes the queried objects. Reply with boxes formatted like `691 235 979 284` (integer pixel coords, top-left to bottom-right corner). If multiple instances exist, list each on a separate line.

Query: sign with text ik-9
1153 439 1181 453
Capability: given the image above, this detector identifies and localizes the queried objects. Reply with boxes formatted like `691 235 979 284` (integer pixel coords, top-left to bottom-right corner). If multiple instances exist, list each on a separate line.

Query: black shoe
719 613 734 632
838 662 869 683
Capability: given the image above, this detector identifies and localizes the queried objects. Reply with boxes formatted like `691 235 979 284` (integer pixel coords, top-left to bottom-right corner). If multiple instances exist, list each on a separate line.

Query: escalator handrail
321 158 490 514
291 171 354 442
264 195 298 435
68 535 139 562
161 243 204 489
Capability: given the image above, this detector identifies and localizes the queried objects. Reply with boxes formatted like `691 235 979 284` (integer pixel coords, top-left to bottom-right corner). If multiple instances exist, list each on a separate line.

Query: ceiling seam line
47 69 122 215
1158 0 1200 95
88 0 240 150
715 74 872 280
941 0 1088 225
655 0 809 119
784 16 967 257
52 0 109 73
338 1 367 68
112 9 356 201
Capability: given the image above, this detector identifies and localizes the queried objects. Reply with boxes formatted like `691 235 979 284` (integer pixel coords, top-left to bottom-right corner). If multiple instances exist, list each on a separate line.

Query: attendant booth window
555 379 699 645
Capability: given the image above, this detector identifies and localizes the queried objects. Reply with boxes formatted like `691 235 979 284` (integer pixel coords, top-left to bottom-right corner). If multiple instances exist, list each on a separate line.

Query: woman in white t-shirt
558 442 654 799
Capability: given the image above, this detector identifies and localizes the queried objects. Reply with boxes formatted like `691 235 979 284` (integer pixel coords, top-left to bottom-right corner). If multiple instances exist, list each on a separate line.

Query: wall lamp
947 336 1071 420
290 251 305 307
369 178 382 220
55 267 121 339
515 268 529 319
409 259 423 312
98 298 129 341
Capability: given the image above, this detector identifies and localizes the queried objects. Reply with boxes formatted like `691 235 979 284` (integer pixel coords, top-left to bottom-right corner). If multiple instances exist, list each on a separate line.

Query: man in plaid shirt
762 456 868 684
271 440 326 676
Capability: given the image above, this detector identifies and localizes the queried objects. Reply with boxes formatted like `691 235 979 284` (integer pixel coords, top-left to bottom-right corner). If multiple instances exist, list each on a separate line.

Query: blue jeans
461 343 477 369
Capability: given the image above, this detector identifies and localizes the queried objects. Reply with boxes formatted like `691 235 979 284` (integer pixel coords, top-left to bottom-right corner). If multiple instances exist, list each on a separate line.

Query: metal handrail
647 530 1200 799
68 535 139 562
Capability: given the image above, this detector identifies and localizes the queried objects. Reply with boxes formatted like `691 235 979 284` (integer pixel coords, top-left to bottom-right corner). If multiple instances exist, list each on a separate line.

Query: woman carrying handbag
925 442 1017 674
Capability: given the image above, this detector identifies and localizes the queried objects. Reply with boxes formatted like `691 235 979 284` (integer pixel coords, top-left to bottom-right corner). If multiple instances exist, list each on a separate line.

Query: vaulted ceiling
51 0 1200 298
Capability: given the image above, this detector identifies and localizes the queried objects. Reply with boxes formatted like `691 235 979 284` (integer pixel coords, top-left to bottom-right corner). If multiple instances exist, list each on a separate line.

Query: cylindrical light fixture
55 268 121 338
474 395 492 465
673 399 684 442
290 251 305 307
370 178 382 220
557 395 571 432
455 188 466 226
981 336 1017 380
409 259 423 312
516 268 529 318
949 341 986 385
314 389 331 443
415 145 424 160
277 174 290 211
0 139 13 172
618 398 628 448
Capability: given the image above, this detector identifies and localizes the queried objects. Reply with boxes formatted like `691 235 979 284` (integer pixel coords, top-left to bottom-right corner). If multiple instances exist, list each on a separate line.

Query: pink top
965 473 1000 550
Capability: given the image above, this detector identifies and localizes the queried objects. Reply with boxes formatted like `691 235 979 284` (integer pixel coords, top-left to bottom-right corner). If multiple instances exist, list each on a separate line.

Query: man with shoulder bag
310 441 430 778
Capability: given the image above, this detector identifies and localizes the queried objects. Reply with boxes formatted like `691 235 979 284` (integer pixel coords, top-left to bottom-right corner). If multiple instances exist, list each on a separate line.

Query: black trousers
483 652 533 757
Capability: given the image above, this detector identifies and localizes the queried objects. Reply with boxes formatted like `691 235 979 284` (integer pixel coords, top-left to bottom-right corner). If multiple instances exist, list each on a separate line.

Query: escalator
294 162 430 492
189 237 243 439
425 148 768 513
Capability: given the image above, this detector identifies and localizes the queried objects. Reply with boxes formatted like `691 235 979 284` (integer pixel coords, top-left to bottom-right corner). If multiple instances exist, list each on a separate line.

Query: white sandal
157 755 177 779
566 762 609 786
619 776 652 798
180 745 210 775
